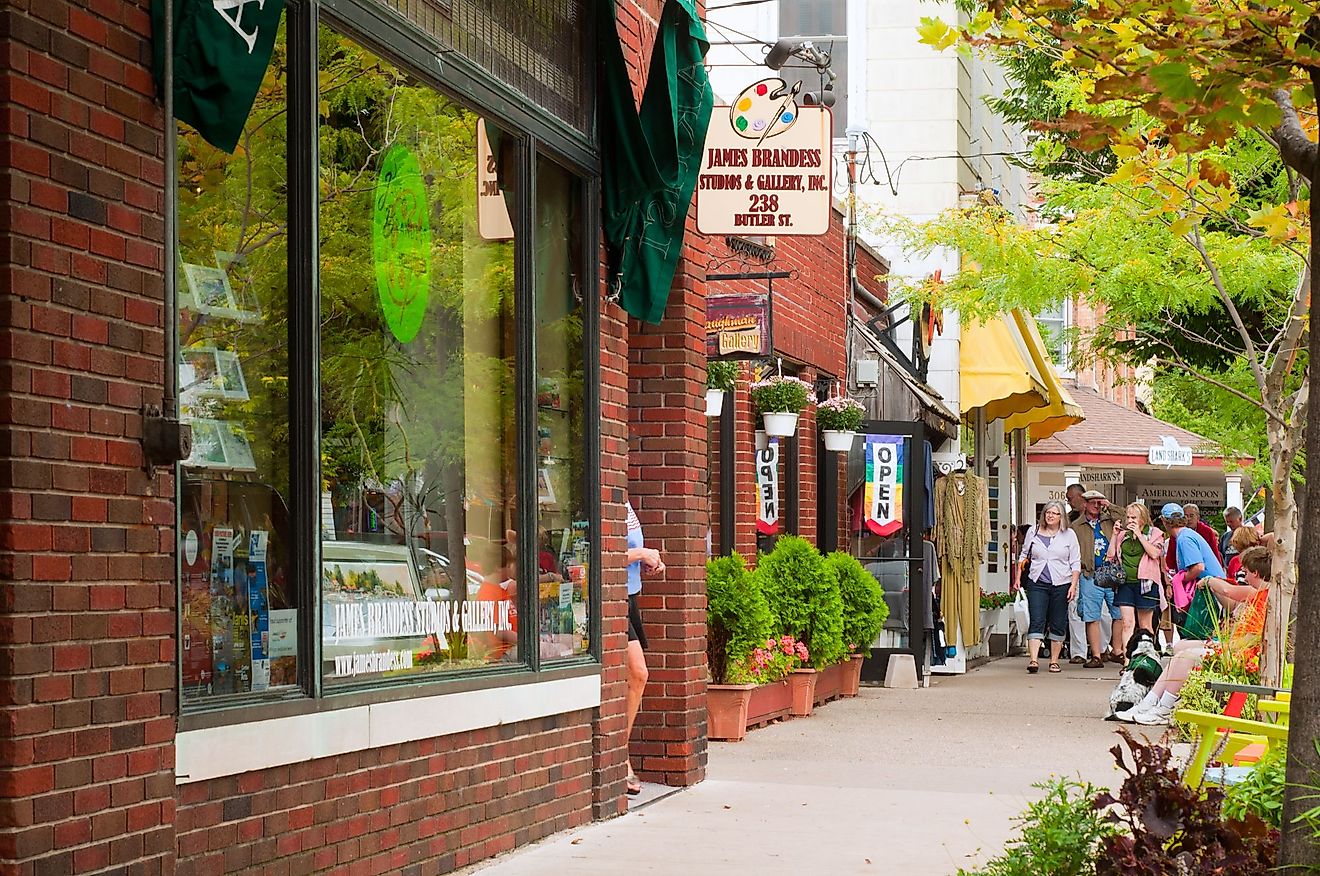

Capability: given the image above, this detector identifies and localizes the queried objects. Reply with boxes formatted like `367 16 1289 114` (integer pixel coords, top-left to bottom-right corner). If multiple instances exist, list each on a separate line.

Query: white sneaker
1134 704 1173 726
1113 707 1142 723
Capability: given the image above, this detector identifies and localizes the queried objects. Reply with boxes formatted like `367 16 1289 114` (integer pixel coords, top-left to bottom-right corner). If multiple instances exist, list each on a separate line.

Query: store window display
174 20 599 710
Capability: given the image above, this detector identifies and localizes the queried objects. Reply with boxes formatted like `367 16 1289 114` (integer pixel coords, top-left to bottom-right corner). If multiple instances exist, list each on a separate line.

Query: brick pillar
592 298 632 818
733 374 759 560
0 0 177 871
796 369 818 546
627 236 709 787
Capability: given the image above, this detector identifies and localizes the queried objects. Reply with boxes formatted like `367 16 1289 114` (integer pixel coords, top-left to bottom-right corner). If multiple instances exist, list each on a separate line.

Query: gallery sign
696 79 832 236
707 293 771 357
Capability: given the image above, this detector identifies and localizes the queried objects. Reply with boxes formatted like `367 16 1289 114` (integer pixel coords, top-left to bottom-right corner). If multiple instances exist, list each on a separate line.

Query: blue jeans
1079 573 1120 622
1026 582 1069 641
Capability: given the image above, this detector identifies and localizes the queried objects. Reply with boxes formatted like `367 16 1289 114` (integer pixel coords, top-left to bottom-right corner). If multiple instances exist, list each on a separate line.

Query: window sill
175 666 602 785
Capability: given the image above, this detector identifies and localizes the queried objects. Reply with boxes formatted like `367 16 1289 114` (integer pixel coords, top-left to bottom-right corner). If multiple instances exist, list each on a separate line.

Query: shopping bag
1178 584 1221 641
1012 588 1030 634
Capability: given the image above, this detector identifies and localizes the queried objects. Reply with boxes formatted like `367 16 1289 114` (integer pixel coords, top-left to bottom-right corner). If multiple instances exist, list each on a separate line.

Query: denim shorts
1114 579 1160 611
1079 573 1120 622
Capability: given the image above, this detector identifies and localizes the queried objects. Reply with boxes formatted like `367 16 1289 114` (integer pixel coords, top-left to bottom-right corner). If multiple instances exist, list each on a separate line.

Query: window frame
174 0 602 724
1035 299 1073 377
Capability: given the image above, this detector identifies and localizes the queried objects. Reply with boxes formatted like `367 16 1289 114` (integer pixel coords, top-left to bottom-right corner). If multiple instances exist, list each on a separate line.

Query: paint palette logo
730 78 801 140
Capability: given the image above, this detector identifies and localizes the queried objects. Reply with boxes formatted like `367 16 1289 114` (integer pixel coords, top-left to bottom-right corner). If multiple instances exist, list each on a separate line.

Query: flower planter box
707 683 756 741
841 654 864 697
788 668 817 716
813 661 845 706
745 677 792 730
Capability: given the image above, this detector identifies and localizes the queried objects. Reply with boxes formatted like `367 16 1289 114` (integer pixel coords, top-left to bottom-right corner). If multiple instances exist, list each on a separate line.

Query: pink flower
765 638 775 649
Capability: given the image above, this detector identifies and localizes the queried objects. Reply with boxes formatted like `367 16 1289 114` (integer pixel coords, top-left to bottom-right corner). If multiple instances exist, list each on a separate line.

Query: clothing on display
934 470 989 648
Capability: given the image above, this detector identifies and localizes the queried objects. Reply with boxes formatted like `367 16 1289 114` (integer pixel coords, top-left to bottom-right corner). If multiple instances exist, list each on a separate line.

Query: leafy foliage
755 536 845 668
815 397 865 432
724 635 809 684
956 778 1117 876
826 551 887 654
1092 731 1278 875
706 552 773 684
706 360 739 392
749 376 812 415
1224 744 1288 829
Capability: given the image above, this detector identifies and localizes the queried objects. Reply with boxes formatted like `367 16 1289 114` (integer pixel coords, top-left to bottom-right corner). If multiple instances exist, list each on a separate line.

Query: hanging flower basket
705 361 739 418
817 397 864 452
762 412 799 437
750 376 812 438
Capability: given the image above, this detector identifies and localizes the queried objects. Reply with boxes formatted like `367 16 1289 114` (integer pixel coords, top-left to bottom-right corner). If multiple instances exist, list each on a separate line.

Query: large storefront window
174 13 598 712
318 31 521 684
177 26 298 705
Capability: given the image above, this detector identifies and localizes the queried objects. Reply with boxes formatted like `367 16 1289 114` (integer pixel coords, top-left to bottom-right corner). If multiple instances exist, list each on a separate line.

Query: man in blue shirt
1164 502 1227 581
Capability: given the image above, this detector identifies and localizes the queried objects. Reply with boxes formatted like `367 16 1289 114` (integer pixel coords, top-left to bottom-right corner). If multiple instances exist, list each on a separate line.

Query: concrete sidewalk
469 657 1146 876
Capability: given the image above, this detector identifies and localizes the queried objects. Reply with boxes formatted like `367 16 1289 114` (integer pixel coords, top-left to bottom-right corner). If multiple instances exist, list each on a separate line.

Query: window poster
209 527 239 694
180 522 212 694
248 530 271 690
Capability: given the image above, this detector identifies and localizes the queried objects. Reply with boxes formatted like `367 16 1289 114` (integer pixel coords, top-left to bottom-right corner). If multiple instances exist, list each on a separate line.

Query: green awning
598 0 714 324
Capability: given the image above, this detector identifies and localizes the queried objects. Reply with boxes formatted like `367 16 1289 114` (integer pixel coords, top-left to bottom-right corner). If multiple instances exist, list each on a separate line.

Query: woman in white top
1015 500 1081 674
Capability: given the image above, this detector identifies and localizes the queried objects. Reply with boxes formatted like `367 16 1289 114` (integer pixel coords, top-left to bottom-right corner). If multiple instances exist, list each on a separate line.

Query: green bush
957 778 1116 876
706 552 773 684
755 536 845 668
706 360 739 392
826 551 887 654
1223 743 1286 828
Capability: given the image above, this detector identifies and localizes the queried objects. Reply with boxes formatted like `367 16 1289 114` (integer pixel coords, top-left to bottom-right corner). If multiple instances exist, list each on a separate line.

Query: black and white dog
1106 628 1163 718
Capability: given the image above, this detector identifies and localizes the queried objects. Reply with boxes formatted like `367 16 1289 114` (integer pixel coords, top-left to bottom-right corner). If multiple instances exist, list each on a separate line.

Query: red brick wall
0 0 177 871
1070 299 1137 409
703 208 851 561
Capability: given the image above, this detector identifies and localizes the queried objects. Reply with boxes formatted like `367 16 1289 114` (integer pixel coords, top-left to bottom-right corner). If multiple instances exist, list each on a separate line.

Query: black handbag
1094 562 1125 590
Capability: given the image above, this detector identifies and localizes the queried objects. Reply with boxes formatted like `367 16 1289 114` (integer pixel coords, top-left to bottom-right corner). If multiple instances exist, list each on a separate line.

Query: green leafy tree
914 5 1320 858
705 552 774 684
825 551 888 654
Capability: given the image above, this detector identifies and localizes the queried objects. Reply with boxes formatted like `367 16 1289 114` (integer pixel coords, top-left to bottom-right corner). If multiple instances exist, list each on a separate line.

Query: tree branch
1266 265 1311 396
1188 224 1270 397
1146 342 1288 428
1271 88 1318 180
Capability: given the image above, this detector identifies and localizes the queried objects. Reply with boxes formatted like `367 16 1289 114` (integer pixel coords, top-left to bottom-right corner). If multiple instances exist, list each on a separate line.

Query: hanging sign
864 436 905 536
1148 436 1194 467
756 444 780 535
477 121 515 241
1082 467 1125 485
696 79 832 236
707 293 771 358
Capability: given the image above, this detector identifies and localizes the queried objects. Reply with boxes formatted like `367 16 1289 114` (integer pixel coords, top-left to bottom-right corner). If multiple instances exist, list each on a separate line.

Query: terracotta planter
788 668 817 716
814 661 844 706
841 654 864 697
745 677 792 730
707 683 756 741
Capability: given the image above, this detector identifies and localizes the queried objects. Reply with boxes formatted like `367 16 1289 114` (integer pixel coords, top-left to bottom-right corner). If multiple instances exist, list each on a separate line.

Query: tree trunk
1262 479 1296 688
1279 157 1320 867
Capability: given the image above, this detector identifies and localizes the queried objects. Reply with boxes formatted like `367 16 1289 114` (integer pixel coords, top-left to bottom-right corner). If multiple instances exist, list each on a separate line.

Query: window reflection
176 24 297 703
534 157 590 661
318 30 520 683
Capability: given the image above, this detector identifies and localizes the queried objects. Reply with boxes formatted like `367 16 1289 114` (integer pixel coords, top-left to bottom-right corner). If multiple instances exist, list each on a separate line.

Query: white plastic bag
1012 588 1030 635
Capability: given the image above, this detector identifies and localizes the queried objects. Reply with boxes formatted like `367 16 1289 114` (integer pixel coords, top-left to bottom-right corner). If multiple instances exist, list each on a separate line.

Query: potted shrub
816 397 865 452
826 551 889 696
754 536 846 714
706 552 773 741
749 375 812 437
705 360 739 417
727 635 811 723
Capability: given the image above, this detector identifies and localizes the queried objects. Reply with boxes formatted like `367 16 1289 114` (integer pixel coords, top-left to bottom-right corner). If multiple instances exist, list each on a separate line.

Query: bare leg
1149 641 1208 699
1136 608 1154 633
624 640 648 785
1087 620 1103 660
1115 607 1134 655
1050 638 1063 665
1028 638 1041 665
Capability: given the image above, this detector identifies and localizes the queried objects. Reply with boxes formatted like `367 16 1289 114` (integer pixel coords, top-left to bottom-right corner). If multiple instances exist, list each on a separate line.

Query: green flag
151 0 286 154
598 0 714 324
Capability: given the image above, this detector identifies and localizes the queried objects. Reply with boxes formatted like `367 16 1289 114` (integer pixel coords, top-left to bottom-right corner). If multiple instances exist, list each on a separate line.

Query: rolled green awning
598 0 714 324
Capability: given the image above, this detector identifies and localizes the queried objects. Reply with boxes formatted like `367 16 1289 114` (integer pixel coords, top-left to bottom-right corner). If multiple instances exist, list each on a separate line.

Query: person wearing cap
1069 490 1124 668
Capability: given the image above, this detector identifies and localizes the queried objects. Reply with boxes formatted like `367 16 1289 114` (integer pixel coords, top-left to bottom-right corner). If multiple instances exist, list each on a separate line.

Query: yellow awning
1002 310 1084 443
960 312 1049 422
